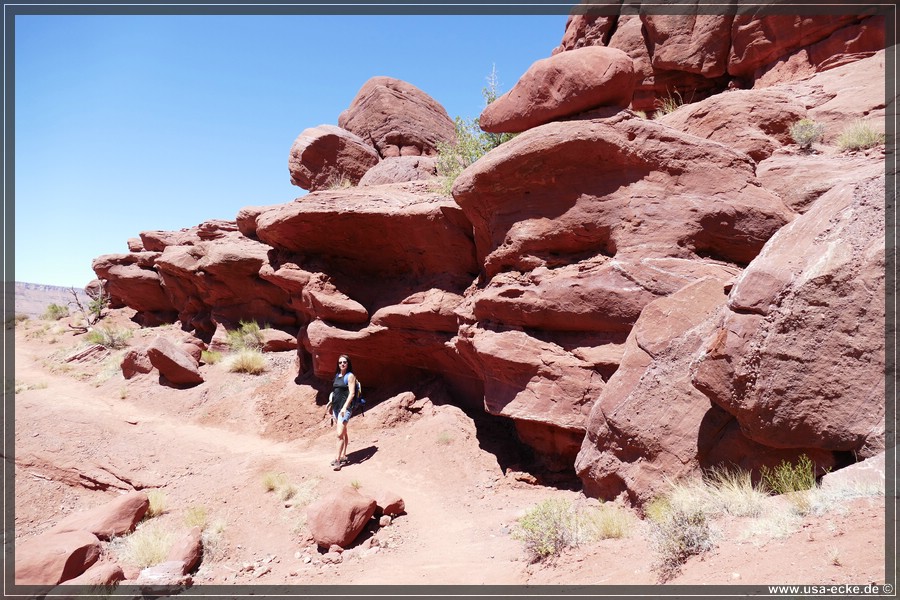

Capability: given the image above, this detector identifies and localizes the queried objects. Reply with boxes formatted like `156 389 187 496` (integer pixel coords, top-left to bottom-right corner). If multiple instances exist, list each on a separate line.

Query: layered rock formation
553 7 884 113
91 11 886 503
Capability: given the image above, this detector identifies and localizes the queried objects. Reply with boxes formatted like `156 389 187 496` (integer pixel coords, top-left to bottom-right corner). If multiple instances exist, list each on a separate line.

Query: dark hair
334 354 354 376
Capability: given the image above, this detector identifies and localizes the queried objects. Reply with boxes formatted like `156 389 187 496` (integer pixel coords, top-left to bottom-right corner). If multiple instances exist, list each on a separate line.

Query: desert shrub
226 320 265 351
789 118 826 150
760 454 817 496
435 66 516 195
42 303 69 321
145 489 167 518
85 325 132 349
226 349 267 374
512 498 599 561
650 507 715 582
113 521 176 568
835 119 885 151
513 498 576 560
436 431 453 446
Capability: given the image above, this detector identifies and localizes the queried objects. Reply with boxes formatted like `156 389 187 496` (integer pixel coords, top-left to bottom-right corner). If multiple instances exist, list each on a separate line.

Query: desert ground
9 304 888 595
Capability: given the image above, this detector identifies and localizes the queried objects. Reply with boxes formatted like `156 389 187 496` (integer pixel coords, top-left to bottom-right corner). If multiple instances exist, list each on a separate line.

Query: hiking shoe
333 462 342 471
340 457 349 465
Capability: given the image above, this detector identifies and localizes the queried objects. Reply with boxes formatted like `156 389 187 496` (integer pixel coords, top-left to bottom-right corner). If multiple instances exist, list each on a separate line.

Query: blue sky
13 12 569 288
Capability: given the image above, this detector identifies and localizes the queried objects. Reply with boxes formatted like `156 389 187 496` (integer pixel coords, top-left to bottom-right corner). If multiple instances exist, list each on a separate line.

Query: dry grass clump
226 320 265 351
145 489 167 518
184 505 209 529
201 349 222 364
263 472 319 506
835 119 885 151
226 349 267 374
652 90 684 118
111 520 176 569
262 471 287 492
588 503 633 540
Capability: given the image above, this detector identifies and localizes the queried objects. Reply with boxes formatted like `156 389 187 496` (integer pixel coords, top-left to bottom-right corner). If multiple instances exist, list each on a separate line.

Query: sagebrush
512 498 621 561
789 118 826 150
85 326 132 349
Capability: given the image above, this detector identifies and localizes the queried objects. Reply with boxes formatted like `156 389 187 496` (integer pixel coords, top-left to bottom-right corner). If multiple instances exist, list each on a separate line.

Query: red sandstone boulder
303 318 473 389
479 46 638 133
757 149 884 213
728 14 861 78
258 328 298 352
50 491 149 540
140 220 239 251
254 182 477 282
553 12 616 54
642 14 732 77
153 234 293 334
753 16 885 87
575 277 833 504
371 490 405 517
455 325 603 466
166 526 203 574
471 257 742 335
259 263 368 325
15 530 101 585
57 561 125 587
606 15 727 113
121 347 153 379
778 50 886 145
288 124 380 192
452 111 794 278
91 252 174 315
692 176 885 457
337 77 456 158
370 288 462 333
358 156 437 186
657 88 806 162
147 336 203 386
306 486 378 548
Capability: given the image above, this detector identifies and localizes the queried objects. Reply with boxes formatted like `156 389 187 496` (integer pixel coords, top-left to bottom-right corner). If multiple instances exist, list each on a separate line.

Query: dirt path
12 323 540 585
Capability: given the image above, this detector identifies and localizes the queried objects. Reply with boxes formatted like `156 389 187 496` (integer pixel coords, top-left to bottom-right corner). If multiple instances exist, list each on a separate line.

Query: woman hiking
329 354 357 471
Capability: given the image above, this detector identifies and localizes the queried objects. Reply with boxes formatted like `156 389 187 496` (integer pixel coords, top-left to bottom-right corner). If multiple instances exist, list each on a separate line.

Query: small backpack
346 374 366 416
